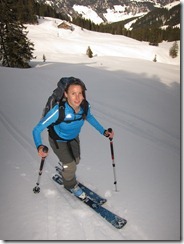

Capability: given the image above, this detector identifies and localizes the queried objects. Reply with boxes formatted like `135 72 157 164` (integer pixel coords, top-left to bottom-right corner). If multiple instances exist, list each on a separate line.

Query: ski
52 174 127 229
55 166 107 205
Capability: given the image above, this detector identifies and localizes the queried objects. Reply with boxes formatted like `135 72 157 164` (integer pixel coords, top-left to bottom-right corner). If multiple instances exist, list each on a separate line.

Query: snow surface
73 5 104 24
0 17 180 241
104 7 145 23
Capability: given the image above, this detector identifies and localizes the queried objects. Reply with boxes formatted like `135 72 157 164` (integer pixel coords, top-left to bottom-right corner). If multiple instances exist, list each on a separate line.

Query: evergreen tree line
1 0 70 24
0 0 35 68
0 0 70 68
72 4 180 44
72 18 180 44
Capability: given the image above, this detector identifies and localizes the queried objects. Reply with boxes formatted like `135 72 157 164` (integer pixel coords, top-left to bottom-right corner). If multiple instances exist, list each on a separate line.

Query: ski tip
118 219 127 229
113 217 127 229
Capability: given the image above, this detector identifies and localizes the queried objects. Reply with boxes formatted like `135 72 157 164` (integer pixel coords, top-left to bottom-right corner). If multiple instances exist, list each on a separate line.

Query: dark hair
65 78 87 99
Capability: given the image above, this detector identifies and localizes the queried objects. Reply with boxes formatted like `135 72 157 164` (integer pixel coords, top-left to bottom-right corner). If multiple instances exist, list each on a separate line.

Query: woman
33 78 114 199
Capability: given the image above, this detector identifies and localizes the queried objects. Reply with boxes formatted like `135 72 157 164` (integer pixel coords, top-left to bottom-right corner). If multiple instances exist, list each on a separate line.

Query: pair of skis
53 166 127 229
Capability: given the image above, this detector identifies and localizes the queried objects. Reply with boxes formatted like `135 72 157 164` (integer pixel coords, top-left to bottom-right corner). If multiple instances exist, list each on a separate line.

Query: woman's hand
104 128 114 139
37 145 49 158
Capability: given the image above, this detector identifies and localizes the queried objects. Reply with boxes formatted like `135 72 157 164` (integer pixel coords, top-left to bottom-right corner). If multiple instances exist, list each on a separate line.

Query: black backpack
42 77 89 147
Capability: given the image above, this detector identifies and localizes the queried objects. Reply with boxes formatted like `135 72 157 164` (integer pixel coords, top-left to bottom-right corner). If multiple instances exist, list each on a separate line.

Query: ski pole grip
41 146 49 160
108 128 113 141
39 146 49 172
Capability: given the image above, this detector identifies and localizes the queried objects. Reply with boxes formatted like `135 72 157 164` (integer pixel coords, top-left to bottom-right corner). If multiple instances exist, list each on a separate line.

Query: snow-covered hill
26 17 180 67
0 17 180 240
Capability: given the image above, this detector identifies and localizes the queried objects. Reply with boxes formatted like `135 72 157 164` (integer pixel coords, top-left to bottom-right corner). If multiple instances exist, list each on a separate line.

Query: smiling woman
64 83 85 113
32 77 114 199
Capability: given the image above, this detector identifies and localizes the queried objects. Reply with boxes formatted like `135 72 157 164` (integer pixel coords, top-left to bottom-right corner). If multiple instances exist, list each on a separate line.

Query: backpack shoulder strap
47 100 65 148
54 100 66 125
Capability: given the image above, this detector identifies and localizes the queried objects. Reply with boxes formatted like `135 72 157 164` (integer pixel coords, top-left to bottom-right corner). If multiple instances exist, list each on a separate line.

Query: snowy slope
73 5 104 24
0 17 180 240
26 17 180 67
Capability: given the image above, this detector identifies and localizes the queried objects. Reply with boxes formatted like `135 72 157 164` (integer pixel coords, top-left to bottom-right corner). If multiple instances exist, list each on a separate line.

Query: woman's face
64 84 84 111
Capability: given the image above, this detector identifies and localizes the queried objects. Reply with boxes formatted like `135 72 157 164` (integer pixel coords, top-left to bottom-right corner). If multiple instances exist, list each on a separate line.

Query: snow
73 5 104 24
0 17 180 241
104 7 145 23
164 1 180 10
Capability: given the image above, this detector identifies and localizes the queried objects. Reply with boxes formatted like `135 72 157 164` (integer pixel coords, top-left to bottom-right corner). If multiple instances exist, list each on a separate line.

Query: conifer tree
15 0 37 24
169 41 179 58
153 54 157 62
86 46 93 58
0 0 34 68
43 54 46 62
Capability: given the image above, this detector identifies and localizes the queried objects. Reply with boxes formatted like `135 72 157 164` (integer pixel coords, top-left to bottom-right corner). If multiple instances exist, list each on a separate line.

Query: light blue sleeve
86 105 105 135
32 105 59 148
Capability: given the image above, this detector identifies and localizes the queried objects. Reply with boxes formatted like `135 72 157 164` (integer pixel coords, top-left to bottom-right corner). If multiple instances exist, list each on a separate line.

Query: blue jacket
33 101 105 148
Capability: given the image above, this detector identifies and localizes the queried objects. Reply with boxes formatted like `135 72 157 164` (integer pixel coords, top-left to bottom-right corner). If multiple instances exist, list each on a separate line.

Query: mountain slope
38 0 180 26
0 17 180 240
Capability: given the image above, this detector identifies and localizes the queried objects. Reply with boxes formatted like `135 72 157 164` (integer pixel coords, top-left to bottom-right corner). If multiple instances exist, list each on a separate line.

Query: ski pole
108 128 118 192
33 146 48 193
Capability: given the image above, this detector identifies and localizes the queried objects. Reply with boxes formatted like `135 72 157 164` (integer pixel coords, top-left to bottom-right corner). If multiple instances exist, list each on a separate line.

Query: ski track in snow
92 100 180 156
0 110 35 160
49 178 127 240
